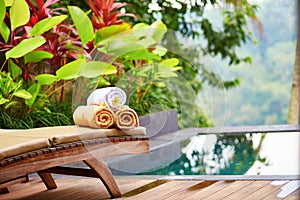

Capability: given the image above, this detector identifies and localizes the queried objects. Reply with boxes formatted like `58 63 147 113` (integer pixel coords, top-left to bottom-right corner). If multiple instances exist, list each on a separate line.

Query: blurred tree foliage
118 0 258 127
54 0 259 128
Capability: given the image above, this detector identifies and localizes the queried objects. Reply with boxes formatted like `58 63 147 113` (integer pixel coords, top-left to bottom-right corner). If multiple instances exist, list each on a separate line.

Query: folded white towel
87 87 127 111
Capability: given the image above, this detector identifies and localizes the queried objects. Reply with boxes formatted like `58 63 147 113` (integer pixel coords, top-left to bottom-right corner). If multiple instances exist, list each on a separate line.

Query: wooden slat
284 188 300 200
0 176 28 189
262 181 300 200
197 180 253 199
123 180 168 197
1 178 110 200
186 181 251 200
0 138 149 183
262 188 287 200
222 181 271 199
0 178 299 199
164 181 222 200
243 181 288 200
117 179 157 194
124 180 200 200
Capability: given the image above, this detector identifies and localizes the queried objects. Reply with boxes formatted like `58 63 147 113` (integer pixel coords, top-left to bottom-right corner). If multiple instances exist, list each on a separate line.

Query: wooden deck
0 175 299 199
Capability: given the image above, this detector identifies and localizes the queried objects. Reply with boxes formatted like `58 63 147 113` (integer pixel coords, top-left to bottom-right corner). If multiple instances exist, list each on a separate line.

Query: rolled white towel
87 87 127 111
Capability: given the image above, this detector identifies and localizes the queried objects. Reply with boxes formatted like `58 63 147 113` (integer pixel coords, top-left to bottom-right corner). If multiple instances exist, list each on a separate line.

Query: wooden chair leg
84 158 121 198
37 172 57 190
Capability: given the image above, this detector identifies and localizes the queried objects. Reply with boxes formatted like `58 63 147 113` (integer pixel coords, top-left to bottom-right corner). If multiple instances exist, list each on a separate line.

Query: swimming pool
108 129 299 176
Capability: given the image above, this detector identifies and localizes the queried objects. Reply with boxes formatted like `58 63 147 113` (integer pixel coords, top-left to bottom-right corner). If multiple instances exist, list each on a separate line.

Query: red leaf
29 16 38 26
25 0 37 14
107 11 118 22
88 1 101 17
110 3 127 12
43 0 60 9
36 0 45 11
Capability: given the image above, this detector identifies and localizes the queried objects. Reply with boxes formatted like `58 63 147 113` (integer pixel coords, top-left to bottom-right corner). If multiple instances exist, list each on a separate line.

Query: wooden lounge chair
0 126 149 198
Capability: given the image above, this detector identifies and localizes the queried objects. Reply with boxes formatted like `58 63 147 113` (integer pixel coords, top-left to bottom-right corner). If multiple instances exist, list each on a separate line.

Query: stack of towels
73 87 139 130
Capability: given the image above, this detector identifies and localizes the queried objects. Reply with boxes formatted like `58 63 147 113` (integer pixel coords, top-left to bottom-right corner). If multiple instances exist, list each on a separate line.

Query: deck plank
0 177 154 200
243 181 289 200
180 181 233 200
284 188 300 200
163 180 219 200
199 180 253 199
124 180 199 200
186 181 252 200
222 181 271 199
0 177 299 200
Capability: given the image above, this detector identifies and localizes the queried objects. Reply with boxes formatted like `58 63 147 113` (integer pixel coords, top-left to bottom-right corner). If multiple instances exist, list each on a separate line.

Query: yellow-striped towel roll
73 105 114 129
114 106 139 130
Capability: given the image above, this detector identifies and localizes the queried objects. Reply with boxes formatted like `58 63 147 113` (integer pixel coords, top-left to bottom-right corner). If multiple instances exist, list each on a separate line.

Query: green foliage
0 72 31 109
9 0 30 31
0 0 261 130
94 24 131 45
29 15 68 36
24 51 53 64
68 6 94 45
5 38 46 59
117 1 258 122
209 0 296 126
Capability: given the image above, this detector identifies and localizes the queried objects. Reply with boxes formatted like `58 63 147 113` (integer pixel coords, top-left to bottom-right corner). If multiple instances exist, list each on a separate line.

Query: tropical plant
0 0 119 128
0 0 184 128
0 71 32 112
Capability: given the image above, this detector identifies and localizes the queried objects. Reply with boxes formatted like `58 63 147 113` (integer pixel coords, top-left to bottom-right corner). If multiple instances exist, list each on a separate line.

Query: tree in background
116 0 260 127
288 0 300 124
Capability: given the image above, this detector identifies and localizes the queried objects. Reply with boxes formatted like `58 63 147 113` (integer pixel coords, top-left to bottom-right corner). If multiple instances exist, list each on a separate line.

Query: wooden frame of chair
0 136 149 198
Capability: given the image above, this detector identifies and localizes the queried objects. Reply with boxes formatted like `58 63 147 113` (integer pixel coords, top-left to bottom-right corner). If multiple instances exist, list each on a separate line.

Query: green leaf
13 89 32 99
98 39 145 56
125 51 161 61
136 37 156 48
0 94 9 105
4 0 13 6
159 58 180 67
0 0 5 24
36 74 58 85
29 15 68 36
0 22 10 43
94 23 131 46
56 59 85 80
9 61 22 79
25 83 41 107
133 23 150 30
5 37 46 59
4 100 19 109
68 6 94 45
149 21 167 42
153 46 168 56
10 0 30 31
24 51 53 63
157 70 178 78
79 61 117 78
132 23 150 35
